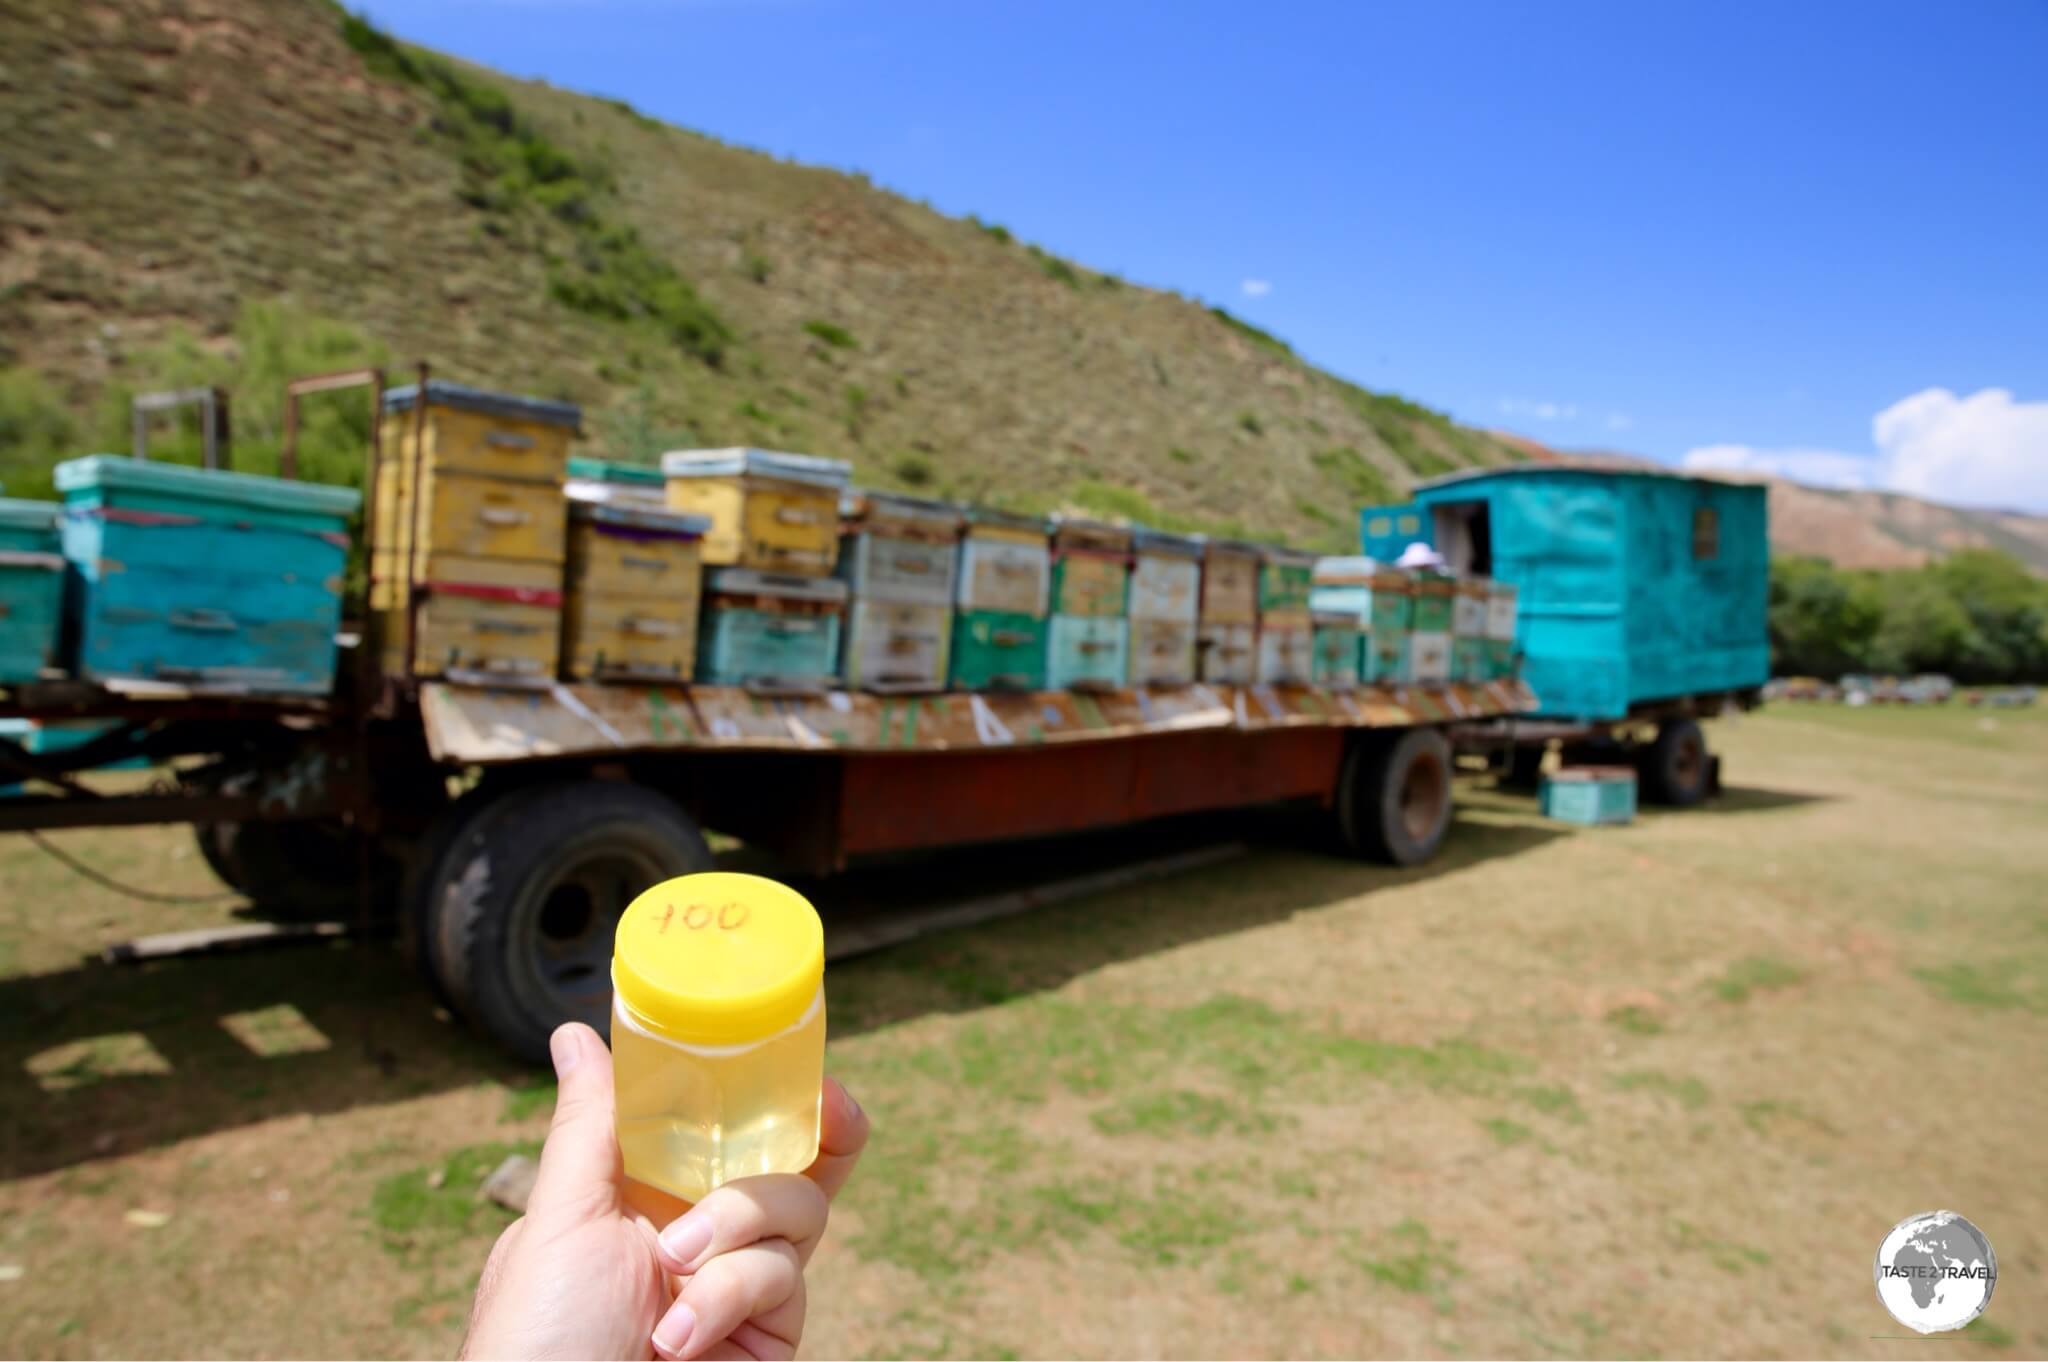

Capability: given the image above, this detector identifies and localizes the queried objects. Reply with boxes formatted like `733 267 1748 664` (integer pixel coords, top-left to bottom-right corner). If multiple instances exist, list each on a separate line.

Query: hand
461 1022 868 1361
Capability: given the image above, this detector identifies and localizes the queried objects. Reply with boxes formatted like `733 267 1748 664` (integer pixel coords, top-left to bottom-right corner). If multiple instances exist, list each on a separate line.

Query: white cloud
1679 387 2048 513
1239 278 1272 298
1499 397 1578 422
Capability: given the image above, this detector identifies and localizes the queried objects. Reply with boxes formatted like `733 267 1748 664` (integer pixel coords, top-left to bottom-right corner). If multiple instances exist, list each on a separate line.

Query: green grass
1607 1004 1666 1034
1209 306 1295 358
804 319 859 350
1089 1089 1281 1138
1481 1116 1534 1146
1513 1083 1587 1123
1914 959 2046 1014
1348 1219 1461 1296
369 1140 538 1257
1310 444 1398 506
1707 955 1807 1003
1611 1070 1712 1110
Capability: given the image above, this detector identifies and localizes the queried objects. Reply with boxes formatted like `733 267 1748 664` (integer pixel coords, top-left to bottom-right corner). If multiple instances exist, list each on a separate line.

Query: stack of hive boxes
663 449 851 690
0 498 64 684
1408 573 1455 685
561 481 710 683
1451 578 1491 684
1046 518 1131 690
1310 609 1361 688
951 509 1050 690
838 491 961 692
1487 581 1520 681
1196 539 1259 683
1127 530 1202 686
1255 547 1316 684
372 382 578 682
1308 556 1376 685
1364 568 1414 683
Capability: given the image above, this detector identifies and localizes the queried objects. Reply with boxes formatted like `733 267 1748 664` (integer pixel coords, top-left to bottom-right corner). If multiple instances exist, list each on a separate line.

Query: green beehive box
1487 638 1517 682
1452 636 1488 684
1541 767 1637 825
1259 548 1315 615
1411 575 1454 633
949 608 1048 690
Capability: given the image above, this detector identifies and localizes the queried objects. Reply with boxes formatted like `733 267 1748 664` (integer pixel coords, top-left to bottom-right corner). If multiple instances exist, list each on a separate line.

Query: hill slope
0 0 1528 548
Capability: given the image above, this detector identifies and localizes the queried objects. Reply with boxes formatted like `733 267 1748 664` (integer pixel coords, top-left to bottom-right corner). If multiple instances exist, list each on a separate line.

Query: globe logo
1874 1211 1997 1334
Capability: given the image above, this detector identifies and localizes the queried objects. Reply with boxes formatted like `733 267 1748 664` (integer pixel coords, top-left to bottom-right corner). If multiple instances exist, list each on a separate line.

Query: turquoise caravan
56 457 361 694
1358 466 1768 724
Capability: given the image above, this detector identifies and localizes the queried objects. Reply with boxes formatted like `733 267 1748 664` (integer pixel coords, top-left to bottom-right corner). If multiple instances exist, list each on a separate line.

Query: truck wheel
211 820 387 922
193 822 244 892
1336 727 1454 866
1639 718 1711 807
1499 744 1545 791
421 781 714 1065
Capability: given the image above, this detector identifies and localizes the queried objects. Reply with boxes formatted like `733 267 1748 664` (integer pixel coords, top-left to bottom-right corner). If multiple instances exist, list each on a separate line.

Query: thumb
525 1021 622 1225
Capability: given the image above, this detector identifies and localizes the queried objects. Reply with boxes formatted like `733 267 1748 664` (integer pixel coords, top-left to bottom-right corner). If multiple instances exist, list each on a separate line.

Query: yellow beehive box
373 570 563 682
661 448 851 575
561 492 711 682
1199 539 1261 626
375 381 578 487
373 466 567 567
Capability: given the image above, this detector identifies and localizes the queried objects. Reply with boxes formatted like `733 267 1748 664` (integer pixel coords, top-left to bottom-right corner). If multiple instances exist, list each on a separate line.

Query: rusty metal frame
131 386 230 468
280 366 385 482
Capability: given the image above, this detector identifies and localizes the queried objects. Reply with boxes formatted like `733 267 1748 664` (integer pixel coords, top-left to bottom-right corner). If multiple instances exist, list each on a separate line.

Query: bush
1028 246 1081 289
1309 445 1397 507
0 368 80 500
804 320 858 350
891 452 934 487
970 217 1012 245
1768 552 2048 683
1209 307 1294 358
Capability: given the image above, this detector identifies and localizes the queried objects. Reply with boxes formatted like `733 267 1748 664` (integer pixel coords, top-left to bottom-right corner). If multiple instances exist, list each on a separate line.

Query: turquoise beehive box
0 499 66 684
1540 766 1638 825
55 457 361 694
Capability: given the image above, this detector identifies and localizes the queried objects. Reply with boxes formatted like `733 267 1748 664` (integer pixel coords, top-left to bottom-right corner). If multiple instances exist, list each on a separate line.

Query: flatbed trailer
0 524 1538 1062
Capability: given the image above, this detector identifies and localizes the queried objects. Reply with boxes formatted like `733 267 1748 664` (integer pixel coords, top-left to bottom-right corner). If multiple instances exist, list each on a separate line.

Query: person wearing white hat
1395 542 1446 571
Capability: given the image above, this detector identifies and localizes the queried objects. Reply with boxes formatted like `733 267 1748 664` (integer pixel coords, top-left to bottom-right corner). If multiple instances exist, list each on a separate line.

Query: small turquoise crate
950 609 1047 690
696 568 846 688
0 499 65 684
1541 767 1637 825
1047 614 1128 689
55 458 359 694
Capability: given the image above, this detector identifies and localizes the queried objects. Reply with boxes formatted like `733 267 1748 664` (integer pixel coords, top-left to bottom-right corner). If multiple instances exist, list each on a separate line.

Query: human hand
461 1022 868 1361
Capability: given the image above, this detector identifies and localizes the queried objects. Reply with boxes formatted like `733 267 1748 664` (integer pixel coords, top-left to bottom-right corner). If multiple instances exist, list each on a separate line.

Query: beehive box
1488 638 1518 681
1129 616 1197 686
1256 621 1314 684
1410 630 1453 686
1410 574 1455 634
1361 570 1413 684
949 609 1047 691
1487 580 1520 641
565 456 666 509
1367 631 1410 685
1047 614 1128 690
843 597 953 692
1311 610 1361 689
1258 547 1316 618
562 493 709 683
1452 635 1489 684
0 499 65 684
56 458 359 694
1129 530 1202 623
1453 579 1490 637
956 509 1049 615
697 568 847 689
1199 539 1260 626
1198 622 1256 684
374 383 577 571
1048 519 1131 618
1541 766 1637 825
839 491 960 605
377 571 564 683
663 448 850 575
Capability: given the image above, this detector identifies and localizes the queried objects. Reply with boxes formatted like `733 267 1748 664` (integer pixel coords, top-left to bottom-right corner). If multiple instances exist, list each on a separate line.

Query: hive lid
963 506 1049 534
1050 516 1133 553
1547 766 1638 783
566 456 664 487
1262 546 1319 569
704 567 850 603
1311 609 1358 629
53 457 362 516
0 498 60 532
1201 536 1262 559
566 489 709 538
1312 555 1379 583
1131 528 1203 558
662 447 852 487
840 489 963 530
382 380 582 431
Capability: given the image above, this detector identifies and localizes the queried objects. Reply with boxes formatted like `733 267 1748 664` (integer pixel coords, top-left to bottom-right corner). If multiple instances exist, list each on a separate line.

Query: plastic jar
610 871 826 1202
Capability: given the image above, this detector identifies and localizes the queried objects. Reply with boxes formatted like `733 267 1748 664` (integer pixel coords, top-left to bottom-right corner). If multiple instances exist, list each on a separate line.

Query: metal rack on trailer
0 366 1540 1063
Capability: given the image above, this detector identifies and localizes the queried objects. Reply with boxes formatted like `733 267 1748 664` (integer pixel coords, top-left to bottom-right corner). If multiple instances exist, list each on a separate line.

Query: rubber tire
420 781 714 1066
214 820 385 922
1639 717 1712 807
1499 744 1546 791
1336 727 1455 866
399 777 545 1007
193 822 245 892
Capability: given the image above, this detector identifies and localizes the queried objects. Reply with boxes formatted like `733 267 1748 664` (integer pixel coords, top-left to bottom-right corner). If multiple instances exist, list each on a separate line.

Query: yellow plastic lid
612 872 824 1047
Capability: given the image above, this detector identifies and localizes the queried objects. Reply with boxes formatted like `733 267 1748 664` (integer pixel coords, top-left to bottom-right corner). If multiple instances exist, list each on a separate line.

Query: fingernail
837 1080 863 1121
652 1301 697 1359
549 1025 581 1077
659 1210 714 1272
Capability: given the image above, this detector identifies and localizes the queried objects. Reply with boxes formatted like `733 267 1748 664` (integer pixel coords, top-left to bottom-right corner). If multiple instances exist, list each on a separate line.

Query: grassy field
1 703 2043 1359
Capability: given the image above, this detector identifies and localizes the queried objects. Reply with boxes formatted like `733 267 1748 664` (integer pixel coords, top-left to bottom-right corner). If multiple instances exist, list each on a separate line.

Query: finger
653 1239 803 1361
655 1174 828 1275
804 1077 869 1203
525 1022 621 1226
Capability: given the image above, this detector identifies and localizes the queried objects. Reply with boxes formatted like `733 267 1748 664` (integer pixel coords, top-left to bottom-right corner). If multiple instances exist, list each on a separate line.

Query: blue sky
358 0 2048 511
